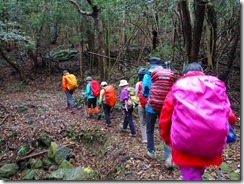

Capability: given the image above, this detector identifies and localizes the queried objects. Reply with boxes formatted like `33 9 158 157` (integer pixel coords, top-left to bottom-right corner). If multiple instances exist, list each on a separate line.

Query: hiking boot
87 114 93 119
70 109 76 114
131 134 136 137
147 151 156 159
98 113 102 120
107 124 112 127
119 123 126 132
165 155 176 170
142 139 147 144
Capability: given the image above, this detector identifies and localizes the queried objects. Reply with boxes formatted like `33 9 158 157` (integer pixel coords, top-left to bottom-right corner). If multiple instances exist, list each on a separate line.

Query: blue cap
63 70 68 74
149 57 162 67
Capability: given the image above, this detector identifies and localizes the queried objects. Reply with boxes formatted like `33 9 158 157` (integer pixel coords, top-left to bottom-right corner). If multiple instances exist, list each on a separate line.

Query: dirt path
0 84 241 180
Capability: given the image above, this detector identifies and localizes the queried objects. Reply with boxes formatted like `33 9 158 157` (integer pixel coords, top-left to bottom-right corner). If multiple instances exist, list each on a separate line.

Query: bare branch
68 0 93 16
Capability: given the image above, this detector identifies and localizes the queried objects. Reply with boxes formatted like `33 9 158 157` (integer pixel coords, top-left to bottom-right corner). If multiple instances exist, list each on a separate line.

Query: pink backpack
171 73 230 159
90 80 100 97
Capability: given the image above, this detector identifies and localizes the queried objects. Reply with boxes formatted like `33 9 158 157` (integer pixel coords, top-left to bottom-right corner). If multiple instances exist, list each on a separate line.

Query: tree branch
68 0 93 16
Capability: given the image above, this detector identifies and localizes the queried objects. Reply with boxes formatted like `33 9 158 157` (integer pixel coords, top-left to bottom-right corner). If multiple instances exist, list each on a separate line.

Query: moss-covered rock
54 146 70 165
0 163 19 178
29 159 43 169
59 160 74 169
48 142 58 160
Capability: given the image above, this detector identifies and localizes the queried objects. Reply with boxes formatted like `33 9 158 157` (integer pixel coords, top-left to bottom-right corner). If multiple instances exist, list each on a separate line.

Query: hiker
158 62 237 180
82 76 101 119
142 57 174 168
98 81 115 127
62 69 77 114
119 79 136 137
135 67 148 144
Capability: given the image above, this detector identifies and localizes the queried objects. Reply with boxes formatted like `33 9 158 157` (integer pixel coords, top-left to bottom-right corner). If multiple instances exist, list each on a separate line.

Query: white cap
101 81 107 87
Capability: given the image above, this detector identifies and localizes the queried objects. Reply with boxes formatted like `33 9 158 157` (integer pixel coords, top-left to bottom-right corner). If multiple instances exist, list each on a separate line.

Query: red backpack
138 82 147 108
90 80 100 97
104 85 117 107
148 68 175 112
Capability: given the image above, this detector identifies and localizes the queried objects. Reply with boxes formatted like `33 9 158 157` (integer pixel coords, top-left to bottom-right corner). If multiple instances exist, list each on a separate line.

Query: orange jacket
62 73 69 91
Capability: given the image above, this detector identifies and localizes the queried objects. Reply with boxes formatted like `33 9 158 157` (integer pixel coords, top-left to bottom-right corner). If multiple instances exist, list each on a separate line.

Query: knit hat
119 79 129 87
149 57 162 67
63 70 68 74
86 76 92 81
138 67 147 78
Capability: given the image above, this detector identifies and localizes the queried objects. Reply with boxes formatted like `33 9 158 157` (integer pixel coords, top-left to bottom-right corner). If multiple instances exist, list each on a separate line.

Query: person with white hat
98 81 112 127
119 79 136 137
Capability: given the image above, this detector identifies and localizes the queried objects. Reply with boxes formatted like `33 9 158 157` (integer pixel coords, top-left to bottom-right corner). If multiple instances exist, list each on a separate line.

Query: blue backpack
142 71 151 98
227 123 236 143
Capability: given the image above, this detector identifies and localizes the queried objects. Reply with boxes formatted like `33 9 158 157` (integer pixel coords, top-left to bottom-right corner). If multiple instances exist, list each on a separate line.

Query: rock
49 168 65 180
42 158 54 170
21 169 36 180
37 133 53 147
29 159 43 169
63 167 98 180
59 160 74 169
48 142 58 160
0 163 19 178
49 167 98 180
54 146 70 165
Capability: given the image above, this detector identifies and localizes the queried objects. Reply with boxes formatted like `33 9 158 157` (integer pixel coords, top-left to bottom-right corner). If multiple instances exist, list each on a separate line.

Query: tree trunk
205 3 217 74
152 29 158 50
98 30 104 80
218 23 240 84
191 0 206 61
0 44 27 82
179 0 192 63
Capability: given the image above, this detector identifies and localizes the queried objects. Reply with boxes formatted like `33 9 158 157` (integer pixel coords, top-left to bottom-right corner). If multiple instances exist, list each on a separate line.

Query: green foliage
149 44 174 61
0 21 35 48
17 144 29 156
228 172 240 180
74 96 87 110
0 137 5 143
45 49 78 61
220 162 229 172
5 81 25 92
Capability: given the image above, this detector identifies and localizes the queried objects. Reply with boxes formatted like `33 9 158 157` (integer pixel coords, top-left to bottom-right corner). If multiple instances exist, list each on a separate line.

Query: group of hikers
61 57 237 180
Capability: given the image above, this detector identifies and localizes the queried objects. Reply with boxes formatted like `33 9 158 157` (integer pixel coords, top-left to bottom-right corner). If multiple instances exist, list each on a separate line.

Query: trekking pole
217 166 222 180
165 61 171 69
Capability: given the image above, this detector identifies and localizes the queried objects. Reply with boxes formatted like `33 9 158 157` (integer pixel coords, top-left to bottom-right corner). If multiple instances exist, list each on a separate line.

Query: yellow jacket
62 73 70 91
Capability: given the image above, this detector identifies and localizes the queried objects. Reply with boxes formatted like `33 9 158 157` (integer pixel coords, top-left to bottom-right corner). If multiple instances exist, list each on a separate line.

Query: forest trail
0 74 240 180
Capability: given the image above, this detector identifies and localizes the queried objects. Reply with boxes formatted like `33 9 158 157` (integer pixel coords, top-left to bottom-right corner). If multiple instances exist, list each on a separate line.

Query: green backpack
126 87 139 108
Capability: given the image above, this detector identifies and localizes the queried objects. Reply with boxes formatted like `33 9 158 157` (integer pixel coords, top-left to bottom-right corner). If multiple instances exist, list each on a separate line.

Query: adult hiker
82 76 101 119
135 67 148 144
98 81 117 127
159 62 237 180
142 57 175 170
119 79 136 137
62 69 78 114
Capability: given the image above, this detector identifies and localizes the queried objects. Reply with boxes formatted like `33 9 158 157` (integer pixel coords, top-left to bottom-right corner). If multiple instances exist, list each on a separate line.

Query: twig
17 150 48 162
0 102 9 113
0 114 9 126
16 143 76 162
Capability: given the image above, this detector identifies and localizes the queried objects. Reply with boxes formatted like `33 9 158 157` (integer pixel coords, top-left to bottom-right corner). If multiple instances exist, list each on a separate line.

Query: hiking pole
217 166 223 180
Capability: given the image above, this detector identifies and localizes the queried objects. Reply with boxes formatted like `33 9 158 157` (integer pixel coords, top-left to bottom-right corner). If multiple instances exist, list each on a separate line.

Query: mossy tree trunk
0 43 27 82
